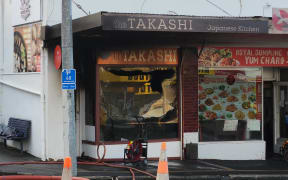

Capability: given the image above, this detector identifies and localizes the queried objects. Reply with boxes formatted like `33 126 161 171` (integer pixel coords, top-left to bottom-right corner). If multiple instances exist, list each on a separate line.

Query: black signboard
102 13 268 33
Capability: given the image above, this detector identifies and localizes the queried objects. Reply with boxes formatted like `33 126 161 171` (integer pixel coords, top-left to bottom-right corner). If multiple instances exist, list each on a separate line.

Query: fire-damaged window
99 66 178 141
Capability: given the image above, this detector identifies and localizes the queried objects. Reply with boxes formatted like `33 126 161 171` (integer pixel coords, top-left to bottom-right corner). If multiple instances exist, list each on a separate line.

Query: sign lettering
102 14 268 33
62 69 76 90
198 47 288 67
98 48 178 65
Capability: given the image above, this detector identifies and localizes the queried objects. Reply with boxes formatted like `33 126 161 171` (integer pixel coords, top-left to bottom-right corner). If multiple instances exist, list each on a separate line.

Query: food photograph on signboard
198 48 240 67
198 47 288 67
198 67 262 142
199 69 258 121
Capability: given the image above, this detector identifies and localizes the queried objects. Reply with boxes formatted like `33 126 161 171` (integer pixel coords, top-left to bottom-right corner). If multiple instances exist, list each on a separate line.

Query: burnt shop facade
42 12 288 160
197 47 288 160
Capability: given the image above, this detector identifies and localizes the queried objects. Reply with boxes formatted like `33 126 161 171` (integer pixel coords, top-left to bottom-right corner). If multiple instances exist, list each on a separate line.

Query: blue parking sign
62 69 76 90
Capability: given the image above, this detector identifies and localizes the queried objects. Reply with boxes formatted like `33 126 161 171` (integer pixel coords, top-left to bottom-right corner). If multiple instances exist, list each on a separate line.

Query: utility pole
61 0 77 176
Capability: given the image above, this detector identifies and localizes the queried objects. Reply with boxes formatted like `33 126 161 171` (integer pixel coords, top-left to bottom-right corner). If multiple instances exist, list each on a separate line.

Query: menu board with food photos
199 69 259 123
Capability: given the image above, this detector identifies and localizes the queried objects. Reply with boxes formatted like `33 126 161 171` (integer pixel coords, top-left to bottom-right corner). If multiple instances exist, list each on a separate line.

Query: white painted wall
44 47 64 160
263 68 277 81
0 0 44 158
198 141 266 160
2 85 43 158
147 141 181 158
183 132 199 147
1 73 41 93
82 141 181 159
84 125 95 142
2 0 15 74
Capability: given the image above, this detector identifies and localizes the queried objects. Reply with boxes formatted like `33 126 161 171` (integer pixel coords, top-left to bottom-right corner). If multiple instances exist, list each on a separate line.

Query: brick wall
181 48 198 132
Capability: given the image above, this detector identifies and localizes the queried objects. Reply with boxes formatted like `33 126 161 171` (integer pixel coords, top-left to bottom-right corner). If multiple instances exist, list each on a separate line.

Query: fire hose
0 161 156 179
0 142 156 179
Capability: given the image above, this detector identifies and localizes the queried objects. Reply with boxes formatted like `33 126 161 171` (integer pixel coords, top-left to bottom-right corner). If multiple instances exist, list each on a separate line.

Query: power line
168 10 178 15
239 0 242 16
140 0 147 13
262 3 271 17
72 0 89 16
206 0 232 16
47 0 55 20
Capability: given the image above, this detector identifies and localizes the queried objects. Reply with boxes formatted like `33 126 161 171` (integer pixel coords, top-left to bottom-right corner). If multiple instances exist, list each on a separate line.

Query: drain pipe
40 0 48 161
40 47 48 161
0 0 3 67
0 0 4 124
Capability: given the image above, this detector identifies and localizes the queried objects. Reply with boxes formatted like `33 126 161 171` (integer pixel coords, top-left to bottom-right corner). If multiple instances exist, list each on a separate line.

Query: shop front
273 71 288 154
97 48 179 141
82 48 182 159
42 11 288 160
197 47 288 159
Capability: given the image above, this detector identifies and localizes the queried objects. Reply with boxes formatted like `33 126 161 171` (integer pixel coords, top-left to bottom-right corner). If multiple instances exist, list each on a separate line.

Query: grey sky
71 0 287 18
46 0 288 25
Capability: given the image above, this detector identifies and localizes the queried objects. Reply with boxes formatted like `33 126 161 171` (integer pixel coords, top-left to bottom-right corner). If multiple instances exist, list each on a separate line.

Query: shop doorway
273 81 288 156
263 81 274 158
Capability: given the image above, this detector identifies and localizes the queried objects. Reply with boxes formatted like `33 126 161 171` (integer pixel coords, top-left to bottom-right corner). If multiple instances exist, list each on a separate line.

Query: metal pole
61 0 77 176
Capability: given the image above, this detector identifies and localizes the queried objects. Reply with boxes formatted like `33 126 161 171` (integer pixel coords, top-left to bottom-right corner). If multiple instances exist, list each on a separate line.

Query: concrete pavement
1 143 288 179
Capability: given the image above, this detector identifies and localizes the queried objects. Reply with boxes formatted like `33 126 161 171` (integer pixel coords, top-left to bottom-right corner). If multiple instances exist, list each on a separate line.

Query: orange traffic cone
61 156 72 180
156 142 169 180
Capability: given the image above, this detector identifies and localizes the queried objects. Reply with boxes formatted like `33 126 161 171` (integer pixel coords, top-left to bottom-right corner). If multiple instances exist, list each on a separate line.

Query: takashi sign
98 48 178 65
102 13 268 33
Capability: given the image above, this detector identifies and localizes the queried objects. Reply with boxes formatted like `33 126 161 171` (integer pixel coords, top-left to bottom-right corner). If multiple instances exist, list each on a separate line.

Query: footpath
0 143 288 180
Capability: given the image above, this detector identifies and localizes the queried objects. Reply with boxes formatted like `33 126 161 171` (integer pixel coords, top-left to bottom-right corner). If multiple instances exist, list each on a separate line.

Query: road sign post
62 69 76 90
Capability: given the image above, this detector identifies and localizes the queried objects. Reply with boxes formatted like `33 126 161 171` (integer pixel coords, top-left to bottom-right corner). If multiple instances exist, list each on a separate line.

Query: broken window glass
99 66 178 141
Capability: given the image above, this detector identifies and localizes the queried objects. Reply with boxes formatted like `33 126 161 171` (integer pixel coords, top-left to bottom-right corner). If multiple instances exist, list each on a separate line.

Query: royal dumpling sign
198 47 288 67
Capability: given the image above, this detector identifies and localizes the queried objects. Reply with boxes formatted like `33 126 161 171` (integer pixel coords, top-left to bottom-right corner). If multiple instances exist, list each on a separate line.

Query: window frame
95 64 181 144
